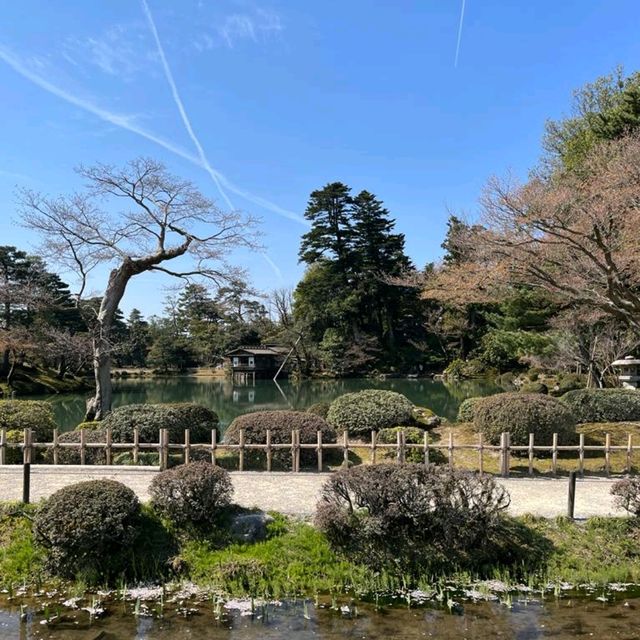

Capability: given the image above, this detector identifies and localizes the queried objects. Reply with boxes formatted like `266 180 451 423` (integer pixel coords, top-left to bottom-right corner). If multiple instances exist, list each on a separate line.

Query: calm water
34 377 501 431
2 596 640 639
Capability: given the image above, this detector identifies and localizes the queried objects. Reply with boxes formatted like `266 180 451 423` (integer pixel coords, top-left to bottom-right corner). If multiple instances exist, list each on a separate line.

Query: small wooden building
224 345 289 384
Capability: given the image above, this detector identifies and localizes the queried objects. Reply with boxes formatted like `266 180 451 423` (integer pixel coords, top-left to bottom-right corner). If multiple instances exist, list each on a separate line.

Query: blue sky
1 0 639 317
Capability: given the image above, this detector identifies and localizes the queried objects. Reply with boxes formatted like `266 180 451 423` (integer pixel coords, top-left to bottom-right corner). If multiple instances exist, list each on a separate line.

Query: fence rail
0 427 637 477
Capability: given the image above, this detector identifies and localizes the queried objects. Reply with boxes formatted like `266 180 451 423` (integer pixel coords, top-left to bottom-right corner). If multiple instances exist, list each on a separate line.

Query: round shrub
225 410 336 469
555 372 586 395
519 382 548 395
377 427 444 464
473 392 576 446
34 480 141 581
457 397 484 423
43 429 107 465
326 390 414 436
306 402 330 419
101 403 218 444
0 400 56 441
315 463 510 571
150 462 232 529
560 388 640 423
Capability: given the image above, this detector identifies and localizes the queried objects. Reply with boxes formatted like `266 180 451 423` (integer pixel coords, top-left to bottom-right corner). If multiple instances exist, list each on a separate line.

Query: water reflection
31 377 501 431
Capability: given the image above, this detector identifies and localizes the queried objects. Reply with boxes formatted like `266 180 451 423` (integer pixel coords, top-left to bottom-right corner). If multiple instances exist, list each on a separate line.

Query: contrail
454 0 466 68
0 44 307 225
140 0 234 210
261 253 284 283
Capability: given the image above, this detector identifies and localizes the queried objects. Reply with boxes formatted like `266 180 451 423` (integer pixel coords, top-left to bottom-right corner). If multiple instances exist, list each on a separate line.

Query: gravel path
0 466 626 519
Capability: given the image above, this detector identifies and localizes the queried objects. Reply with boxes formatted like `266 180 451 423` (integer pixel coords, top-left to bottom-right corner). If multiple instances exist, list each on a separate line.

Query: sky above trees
1 0 639 315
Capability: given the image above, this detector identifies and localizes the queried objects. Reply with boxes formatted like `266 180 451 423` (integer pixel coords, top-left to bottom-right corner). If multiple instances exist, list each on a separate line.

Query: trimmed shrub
560 388 640 423
306 402 330 419
0 400 56 441
150 462 232 530
474 392 576 446
555 372 586 396
225 410 336 469
101 403 218 444
457 397 484 423
377 427 444 464
326 390 414 436
611 477 640 517
43 429 107 465
34 480 141 582
315 463 510 571
519 382 548 394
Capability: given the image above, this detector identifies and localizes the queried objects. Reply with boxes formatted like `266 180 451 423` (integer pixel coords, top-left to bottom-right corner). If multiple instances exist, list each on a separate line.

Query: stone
229 512 274 543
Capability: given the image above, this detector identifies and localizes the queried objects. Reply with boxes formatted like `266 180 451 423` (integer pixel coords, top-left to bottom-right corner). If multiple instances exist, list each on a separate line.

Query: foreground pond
34 377 501 431
1 594 640 639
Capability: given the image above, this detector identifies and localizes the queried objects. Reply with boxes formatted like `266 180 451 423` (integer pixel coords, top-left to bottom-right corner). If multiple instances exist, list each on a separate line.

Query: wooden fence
0 427 638 477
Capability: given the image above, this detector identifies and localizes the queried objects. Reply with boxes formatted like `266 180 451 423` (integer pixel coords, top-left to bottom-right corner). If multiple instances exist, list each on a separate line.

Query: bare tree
424 134 640 330
20 158 257 419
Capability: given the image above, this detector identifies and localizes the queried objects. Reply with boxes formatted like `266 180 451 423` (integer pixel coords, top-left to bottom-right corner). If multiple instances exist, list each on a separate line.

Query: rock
423 416 442 428
229 512 274 543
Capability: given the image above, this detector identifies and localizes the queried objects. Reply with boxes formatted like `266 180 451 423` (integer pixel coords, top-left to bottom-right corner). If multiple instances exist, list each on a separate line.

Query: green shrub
497 372 516 390
377 427 444 463
457 397 484 423
315 463 510 572
34 480 142 582
474 392 576 446
0 400 56 441
43 429 107 465
306 402 330 419
150 462 233 530
555 372 586 395
101 403 218 444
519 382 548 394
225 411 336 469
560 388 640 423
326 390 414 436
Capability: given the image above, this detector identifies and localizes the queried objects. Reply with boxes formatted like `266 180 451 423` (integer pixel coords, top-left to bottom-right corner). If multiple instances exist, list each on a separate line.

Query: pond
1 594 639 639
33 377 501 431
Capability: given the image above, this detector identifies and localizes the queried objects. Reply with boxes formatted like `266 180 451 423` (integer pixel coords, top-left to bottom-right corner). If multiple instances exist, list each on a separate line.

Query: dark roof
225 345 289 357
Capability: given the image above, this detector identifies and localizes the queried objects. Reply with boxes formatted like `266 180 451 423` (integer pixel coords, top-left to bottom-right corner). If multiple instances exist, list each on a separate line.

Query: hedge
560 388 640 423
326 390 414 436
34 480 141 582
306 402 330 419
225 410 336 469
0 400 56 441
377 427 444 464
473 392 576 446
43 429 108 465
101 403 217 444
457 397 483 423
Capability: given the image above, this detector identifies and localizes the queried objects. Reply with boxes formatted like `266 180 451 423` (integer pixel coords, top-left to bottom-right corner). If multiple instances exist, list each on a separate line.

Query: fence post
627 434 633 475
161 428 169 470
552 433 558 476
80 427 86 466
22 428 31 504
371 431 377 465
0 427 5 465
343 430 349 467
239 429 245 472
528 433 534 476
424 430 429 466
294 429 301 473
396 429 403 464
133 428 139 465
266 429 272 472
53 428 59 465
579 433 585 477
317 430 323 471
106 427 112 465
478 432 483 475
184 428 190 465
158 429 164 469
448 430 454 469
567 470 577 519
211 429 217 466
500 432 507 477
605 433 611 477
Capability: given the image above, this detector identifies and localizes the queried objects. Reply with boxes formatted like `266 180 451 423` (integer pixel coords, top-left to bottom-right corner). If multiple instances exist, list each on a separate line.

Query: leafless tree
424 134 640 330
20 158 258 419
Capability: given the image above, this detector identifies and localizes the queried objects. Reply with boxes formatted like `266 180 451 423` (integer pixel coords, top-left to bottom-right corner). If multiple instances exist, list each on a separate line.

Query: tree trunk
85 262 134 421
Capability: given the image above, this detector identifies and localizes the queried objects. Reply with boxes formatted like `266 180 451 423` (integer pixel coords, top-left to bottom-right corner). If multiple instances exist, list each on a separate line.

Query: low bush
560 388 640 423
377 427 445 464
519 382 548 394
555 372 586 396
473 392 576 446
457 397 484 423
326 390 414 436
34 480 142 582
43 429 107 465
101 403 218 444
0 400 56 441
315 463 510 572
150 462 233 530
306 402 330 419
225 411 336 469
611 478 640 517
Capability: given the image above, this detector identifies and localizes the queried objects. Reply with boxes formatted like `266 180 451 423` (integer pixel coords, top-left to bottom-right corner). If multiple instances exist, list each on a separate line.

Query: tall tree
20 158 256 419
